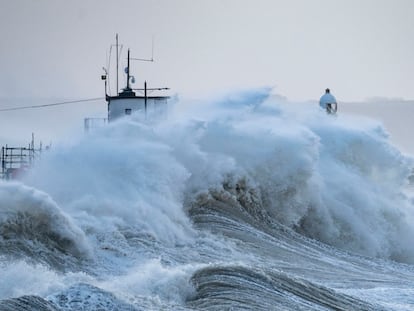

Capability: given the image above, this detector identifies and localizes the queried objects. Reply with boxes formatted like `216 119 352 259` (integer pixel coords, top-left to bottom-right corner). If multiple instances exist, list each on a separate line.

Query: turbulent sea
2 89 414 310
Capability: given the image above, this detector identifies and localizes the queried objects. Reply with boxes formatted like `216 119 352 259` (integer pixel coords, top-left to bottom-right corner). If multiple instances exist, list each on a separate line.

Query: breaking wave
188 265 384 310
177 90 414 263
0 182 91 269
23 121 195 247
2 88 414 310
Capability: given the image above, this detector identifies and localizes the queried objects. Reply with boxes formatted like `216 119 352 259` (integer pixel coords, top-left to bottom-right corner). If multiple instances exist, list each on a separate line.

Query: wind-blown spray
1 89 414 310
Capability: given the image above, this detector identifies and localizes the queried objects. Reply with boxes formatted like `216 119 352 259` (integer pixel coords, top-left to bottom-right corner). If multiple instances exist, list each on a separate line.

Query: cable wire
0 97 104 112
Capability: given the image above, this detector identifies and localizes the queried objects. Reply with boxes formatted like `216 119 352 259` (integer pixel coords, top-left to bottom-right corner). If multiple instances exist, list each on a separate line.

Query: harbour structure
85 35 170 131
1 134 45 180
0 35 169 179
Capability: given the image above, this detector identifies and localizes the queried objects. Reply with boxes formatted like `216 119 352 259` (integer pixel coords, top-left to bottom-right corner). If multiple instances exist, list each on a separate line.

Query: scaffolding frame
1 134 43 180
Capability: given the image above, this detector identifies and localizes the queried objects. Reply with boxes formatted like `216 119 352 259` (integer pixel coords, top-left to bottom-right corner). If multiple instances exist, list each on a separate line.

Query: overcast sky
0 0 414 148
1 0 413 101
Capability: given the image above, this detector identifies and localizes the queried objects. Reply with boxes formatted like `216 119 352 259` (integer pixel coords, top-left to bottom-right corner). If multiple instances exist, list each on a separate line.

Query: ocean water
1 89 414 310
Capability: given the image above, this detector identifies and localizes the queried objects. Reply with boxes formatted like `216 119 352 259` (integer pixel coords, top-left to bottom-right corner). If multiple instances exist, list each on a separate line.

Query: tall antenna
151 35 154 62
116 34 119 95
127 49 131 90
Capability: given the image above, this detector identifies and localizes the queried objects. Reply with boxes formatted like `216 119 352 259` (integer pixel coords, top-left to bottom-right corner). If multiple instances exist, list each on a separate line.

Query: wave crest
0 182 91 268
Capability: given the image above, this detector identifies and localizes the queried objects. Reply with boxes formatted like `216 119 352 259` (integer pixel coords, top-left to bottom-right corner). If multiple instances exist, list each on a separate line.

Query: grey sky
1 0 413 101
1 0 414 149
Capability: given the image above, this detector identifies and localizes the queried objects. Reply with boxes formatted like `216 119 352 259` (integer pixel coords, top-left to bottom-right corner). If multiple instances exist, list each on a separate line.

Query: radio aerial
130 36 155 62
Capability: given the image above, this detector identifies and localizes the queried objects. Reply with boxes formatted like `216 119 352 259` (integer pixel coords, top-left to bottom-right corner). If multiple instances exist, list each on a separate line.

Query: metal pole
1 146 4 173
144 81 147 118
127 49 130 90
116 34 119 95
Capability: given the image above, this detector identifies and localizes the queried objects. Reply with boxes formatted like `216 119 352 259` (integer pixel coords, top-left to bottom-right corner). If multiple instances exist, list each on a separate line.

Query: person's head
325 88 330 93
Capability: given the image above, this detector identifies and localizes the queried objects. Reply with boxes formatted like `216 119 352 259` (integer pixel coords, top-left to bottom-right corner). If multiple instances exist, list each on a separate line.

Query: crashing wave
0 182 91 269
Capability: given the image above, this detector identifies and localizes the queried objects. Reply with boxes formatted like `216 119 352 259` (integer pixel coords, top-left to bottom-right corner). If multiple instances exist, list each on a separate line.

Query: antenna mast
130 37 155 62
151 35 154 62
127 49 131 90
116 34 119 95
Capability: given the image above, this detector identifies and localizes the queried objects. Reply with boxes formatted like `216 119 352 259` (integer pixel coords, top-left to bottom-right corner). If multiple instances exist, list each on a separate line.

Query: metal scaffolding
1 134 43 180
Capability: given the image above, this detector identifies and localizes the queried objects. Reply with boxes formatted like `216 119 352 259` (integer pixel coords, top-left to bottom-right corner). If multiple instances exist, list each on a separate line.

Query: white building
107 84 169 122
107 48 169 122
85 41 169 131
